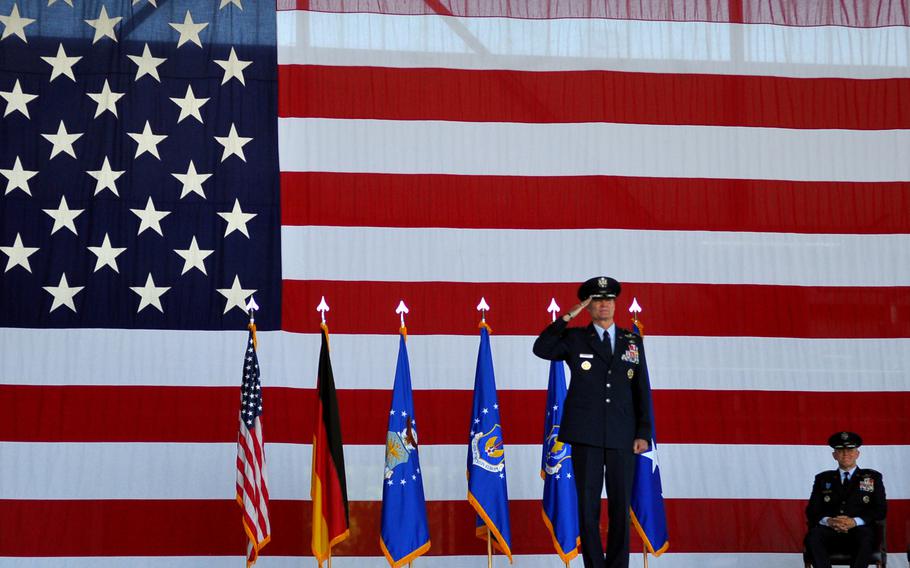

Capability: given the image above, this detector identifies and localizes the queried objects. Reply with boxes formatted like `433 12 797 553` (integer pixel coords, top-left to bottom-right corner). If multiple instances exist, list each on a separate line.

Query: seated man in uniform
805 431 887 568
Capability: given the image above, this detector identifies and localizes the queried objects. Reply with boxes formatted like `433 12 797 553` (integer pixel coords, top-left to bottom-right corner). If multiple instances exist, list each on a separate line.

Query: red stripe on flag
2 499 908 555
280 172 910 234
282 281 910 338
6 385 910 445
727 0 743 23
279 65 910 130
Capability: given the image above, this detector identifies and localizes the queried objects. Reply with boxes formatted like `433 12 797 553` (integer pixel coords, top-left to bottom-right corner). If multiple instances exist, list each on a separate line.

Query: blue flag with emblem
540 359 580 563
380 330 431 567
629 315 670 556
466 323 512 561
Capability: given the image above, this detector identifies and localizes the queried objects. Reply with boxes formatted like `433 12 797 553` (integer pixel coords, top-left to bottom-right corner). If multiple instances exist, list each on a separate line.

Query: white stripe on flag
281 226 910 286
4 329 909 392
4 442 908 501
278 11 910 79
278 118 910 182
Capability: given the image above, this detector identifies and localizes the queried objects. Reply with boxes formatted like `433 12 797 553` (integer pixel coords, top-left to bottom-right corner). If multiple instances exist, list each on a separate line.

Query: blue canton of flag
380 330 431 567
466 323 512 562
540 359 580 563
0 0 280 331
629 316 670 556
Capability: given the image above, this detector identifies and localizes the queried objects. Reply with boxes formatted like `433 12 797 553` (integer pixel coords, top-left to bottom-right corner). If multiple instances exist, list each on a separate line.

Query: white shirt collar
838 466 858 478
593 322 616 348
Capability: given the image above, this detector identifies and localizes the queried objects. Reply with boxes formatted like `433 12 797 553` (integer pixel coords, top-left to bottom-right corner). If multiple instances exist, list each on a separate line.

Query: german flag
311 323 350 565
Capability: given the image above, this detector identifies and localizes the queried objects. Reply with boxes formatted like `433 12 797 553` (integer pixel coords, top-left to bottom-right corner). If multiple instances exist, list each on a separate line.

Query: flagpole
482 298 491 568
470 297 512 566
320 296 331 568
629 296 663 568
397 300 409 339
486 531 492 568
633 298 648 568
397 301 410 568
550 299 567 568
319 295 331 568
482 299 493 568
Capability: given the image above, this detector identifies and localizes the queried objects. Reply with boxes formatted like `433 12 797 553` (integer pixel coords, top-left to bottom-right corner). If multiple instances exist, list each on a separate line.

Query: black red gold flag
311 324 350 565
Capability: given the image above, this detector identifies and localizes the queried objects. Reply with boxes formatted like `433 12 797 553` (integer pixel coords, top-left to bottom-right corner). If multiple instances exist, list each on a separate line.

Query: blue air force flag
540 360 580 563
630 318 670 555
380 332 431 567
466 324 512 561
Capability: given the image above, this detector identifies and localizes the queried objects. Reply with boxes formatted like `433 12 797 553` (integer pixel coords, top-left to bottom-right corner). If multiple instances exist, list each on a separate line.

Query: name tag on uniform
579 354 593 359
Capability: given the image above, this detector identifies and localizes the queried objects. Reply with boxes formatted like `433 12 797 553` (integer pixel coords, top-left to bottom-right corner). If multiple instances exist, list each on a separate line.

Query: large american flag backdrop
2 0 909 566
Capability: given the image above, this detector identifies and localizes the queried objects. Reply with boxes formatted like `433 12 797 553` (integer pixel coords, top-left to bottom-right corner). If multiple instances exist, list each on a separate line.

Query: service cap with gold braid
577 276 621 300
828 431 863 449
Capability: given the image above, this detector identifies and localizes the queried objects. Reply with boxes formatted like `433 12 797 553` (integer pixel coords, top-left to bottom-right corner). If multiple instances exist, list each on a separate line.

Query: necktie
842 471 850 485
603 331 612 357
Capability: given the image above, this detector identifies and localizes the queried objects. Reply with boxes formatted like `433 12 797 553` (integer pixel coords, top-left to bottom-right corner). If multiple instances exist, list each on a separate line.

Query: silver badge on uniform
598 277 608 288
627 368 634 379
581 361 592 371
863 495 870 503
824 496 830 502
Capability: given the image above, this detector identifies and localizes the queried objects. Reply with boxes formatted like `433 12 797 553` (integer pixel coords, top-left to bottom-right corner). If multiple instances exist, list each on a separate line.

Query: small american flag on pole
236 317 271 567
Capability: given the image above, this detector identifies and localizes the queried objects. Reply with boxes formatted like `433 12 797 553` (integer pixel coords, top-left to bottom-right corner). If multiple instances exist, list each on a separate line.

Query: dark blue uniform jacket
533 319 653 449
806 468 887 527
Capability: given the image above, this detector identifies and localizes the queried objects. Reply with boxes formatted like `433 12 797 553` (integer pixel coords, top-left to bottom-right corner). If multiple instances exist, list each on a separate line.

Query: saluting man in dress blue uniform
805 431 887 568
533 276 653 568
